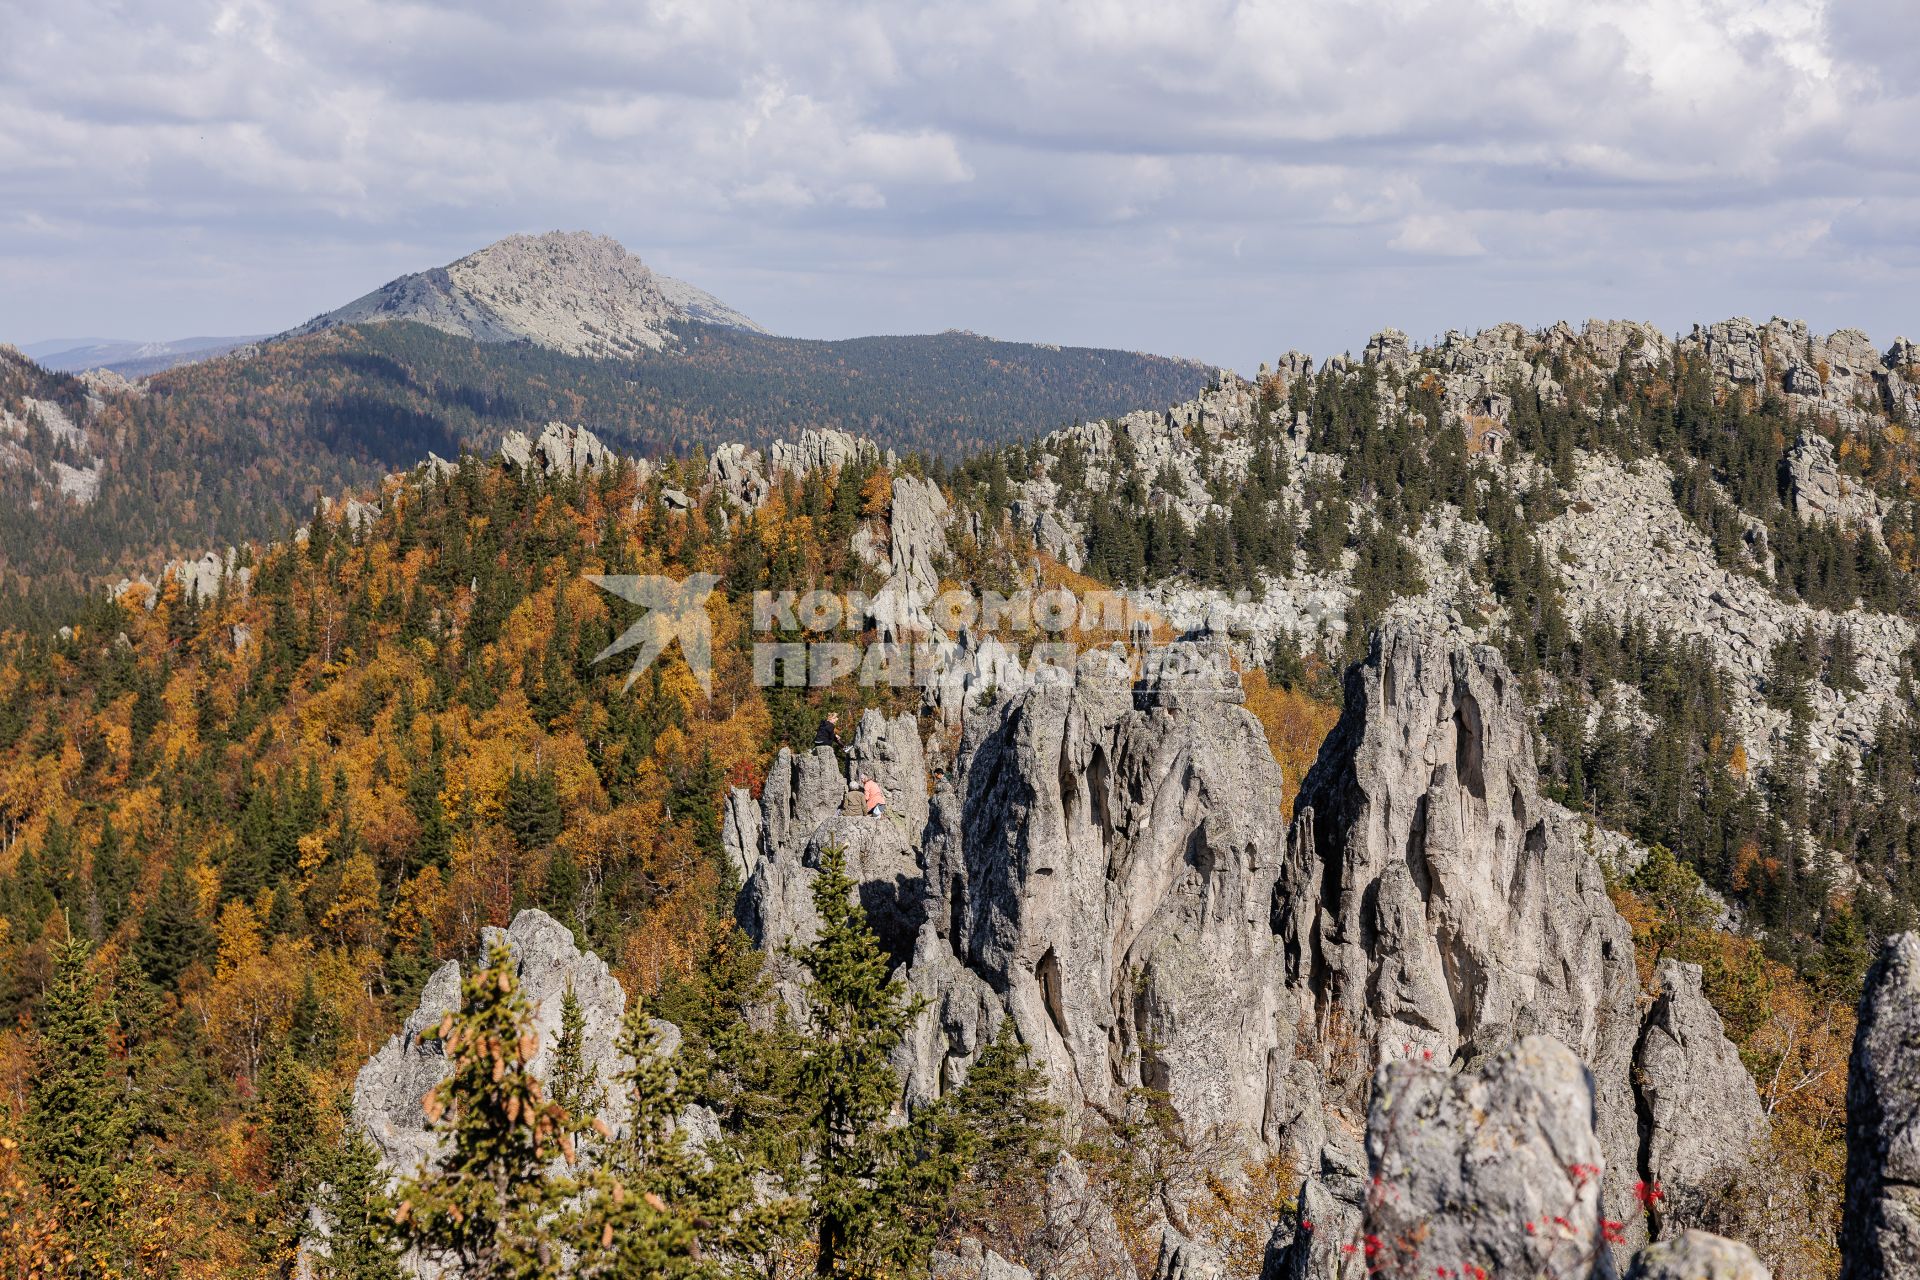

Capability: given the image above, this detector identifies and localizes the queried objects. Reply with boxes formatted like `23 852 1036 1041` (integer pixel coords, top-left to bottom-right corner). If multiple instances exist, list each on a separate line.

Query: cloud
1 0 1915 370
1389 214 1485 258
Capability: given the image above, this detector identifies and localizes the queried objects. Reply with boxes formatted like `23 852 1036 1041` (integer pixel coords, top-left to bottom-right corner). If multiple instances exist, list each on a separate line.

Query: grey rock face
1625 1230 1771 1280
1787 431 1881 534
351 909 631 1179
1635 961 1766 1234
870 474 950 636
1263 1178 1361 1280
1277 624 1645 1230
1033 1151 1142 1280
769 426 881 477
932 1240 1036 1280
1843 932 1920 1280
1361 1036 1614 1280
736 729 931 973
920 644 1291 1151
1152 1228 1225 1280
708 441 771 510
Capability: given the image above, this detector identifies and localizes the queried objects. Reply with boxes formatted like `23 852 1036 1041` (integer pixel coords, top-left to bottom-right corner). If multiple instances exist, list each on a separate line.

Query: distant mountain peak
281 230 764 358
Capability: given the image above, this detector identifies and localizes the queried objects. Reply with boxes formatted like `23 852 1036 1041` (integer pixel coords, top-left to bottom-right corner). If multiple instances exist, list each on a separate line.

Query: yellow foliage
214 900 263 974
1239 667 1341 818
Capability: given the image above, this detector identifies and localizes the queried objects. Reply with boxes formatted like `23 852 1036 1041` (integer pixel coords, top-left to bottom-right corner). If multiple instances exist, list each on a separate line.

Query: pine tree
390 942 573 1279
27 930 131 1242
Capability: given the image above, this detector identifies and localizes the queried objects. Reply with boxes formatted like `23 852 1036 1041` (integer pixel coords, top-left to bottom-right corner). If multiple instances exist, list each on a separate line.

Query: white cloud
0 0 1915 369
1389 214 1486 258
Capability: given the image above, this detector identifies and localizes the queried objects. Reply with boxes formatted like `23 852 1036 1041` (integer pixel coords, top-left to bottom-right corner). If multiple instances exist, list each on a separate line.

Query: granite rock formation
1635 961 1767 1234
351 909 631 1178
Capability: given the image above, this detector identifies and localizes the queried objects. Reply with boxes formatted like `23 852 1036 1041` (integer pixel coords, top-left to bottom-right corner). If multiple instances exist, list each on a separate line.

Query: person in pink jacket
859 774 888 818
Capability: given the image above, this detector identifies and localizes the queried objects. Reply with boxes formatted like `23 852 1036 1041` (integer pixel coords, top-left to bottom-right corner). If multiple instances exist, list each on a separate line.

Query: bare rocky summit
282 231 764 358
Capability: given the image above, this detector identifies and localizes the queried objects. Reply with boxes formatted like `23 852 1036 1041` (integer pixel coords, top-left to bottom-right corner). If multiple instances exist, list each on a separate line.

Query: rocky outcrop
1305 1030 1766 1280
282 231 759 358
1635 961 1767 1234
1787 432 1881 534
1269 626 1767 1257
708 441 772 510
109 547 253 609
352 909 631 1178
867 474 951 637
499 422 614 477
1843 932 1920 1280
913 644 1290 1151
933 1240 1036 1280
770 426 883 477
731 621 1767 1276
1625 1231 1771 1280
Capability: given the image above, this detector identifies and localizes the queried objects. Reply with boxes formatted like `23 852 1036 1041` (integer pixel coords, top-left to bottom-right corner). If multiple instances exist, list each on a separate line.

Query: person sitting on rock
859 774 888 819
814 710 842 754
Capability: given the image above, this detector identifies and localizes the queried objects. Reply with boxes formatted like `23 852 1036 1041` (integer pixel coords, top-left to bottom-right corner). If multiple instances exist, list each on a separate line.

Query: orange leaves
1239 666 1342 819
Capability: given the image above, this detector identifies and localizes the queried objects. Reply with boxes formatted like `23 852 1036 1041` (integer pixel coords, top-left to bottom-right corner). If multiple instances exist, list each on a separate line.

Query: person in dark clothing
814 710 842 752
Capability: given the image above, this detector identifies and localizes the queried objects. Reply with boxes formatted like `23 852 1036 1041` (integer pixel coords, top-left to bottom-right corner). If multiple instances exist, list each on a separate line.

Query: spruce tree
315 1130 403 1280
134 858 213 987
943 1020 1061 1247
27 931 130 1238
793 844 962 1276
550 982 604 1133
570 1001 796 1279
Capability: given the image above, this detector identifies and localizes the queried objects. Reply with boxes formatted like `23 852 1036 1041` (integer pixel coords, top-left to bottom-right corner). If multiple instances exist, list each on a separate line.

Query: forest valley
1 329 1917 1278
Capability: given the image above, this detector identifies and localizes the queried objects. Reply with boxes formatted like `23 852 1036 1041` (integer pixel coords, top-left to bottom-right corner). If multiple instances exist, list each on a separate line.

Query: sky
2 0 1916 372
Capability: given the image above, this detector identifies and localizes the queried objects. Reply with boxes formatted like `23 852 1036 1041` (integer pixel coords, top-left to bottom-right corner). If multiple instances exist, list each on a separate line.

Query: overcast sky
3 0 1915 371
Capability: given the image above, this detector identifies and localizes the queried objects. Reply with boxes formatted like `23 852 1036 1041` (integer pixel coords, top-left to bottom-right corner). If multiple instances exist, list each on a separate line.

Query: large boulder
1843 932 1920 1279
1625 1231 1770 1280
1358 1036 1614 1280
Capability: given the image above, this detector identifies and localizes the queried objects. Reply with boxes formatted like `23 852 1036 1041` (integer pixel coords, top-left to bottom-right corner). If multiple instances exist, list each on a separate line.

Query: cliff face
1275 626 1648 1233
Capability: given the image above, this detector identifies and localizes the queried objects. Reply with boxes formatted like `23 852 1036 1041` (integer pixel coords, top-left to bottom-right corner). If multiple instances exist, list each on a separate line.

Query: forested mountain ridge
0 321 1212 629
946 312 1920 980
